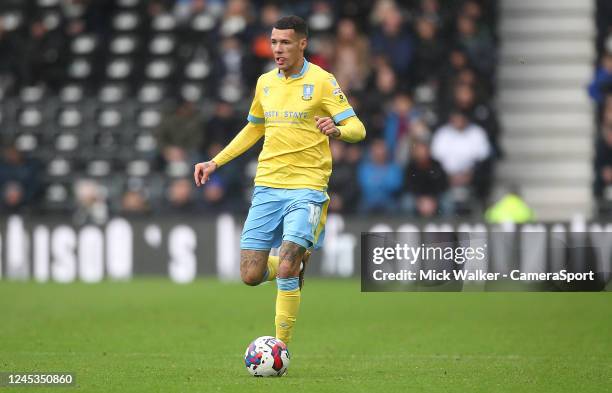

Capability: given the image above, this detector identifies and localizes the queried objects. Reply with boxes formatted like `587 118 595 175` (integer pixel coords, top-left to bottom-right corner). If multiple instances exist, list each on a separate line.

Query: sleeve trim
332 108 356 124
247 114 265 124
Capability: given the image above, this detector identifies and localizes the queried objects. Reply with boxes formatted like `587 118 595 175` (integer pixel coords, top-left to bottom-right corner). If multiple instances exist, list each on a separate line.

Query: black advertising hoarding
0 214 610 291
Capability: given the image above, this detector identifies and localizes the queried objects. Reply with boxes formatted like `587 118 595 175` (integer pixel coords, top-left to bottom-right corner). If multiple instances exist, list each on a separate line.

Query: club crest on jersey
263 86 270 96
302 84 314 100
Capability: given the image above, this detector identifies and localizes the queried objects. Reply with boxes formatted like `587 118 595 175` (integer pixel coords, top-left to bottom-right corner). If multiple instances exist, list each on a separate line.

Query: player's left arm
317 75 366 143
315 115 365 143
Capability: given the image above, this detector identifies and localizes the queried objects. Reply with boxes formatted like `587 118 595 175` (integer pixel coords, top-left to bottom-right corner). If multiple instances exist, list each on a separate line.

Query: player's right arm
194 77 266 186
194 122 264 186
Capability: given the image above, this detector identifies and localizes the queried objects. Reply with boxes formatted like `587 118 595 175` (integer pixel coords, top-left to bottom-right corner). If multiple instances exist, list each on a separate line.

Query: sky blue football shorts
240 186 330 250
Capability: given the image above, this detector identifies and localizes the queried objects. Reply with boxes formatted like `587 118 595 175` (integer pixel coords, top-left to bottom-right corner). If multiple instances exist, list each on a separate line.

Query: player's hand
194 161 218 187
315 116 341 138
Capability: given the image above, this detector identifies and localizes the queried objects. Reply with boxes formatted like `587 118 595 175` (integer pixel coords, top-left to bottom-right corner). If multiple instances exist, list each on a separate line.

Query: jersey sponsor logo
264 110 309 120
302 84 314 101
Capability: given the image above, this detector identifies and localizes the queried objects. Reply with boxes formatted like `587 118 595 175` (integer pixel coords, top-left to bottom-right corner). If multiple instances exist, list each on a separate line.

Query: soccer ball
244 336 290 377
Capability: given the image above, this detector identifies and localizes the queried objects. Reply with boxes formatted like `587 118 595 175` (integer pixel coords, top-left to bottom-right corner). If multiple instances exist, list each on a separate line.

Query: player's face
271 28 306 73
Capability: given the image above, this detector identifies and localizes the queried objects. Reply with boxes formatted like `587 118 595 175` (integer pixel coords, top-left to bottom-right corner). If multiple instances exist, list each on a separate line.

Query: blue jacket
357 160 403 211
588 67 612 104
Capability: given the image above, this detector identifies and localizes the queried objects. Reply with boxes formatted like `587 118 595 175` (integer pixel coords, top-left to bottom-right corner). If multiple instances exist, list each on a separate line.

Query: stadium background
0 1 610 392
0 0 610 282
0 0 503 219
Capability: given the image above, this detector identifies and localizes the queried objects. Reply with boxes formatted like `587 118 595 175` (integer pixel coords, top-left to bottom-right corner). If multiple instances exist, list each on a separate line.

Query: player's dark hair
274 15 308 38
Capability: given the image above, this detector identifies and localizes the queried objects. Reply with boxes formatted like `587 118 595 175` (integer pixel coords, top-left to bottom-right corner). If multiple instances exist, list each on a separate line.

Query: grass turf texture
0 279 610 393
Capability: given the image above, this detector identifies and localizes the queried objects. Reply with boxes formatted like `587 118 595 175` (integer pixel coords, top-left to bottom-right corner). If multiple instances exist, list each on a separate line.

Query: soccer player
193 15 366 344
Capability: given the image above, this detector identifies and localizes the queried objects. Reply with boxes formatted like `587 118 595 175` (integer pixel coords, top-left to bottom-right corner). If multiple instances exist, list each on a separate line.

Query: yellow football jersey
247 59 356 191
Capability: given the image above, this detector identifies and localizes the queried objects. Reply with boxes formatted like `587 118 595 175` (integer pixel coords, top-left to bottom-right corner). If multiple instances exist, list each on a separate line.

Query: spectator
357 139 403 213
213 36 257 102
401 139 451 217
73 179 108 225
449 82 501 157
438 46 471 104
202 100 242 152
361 59 398 138
164 178 196 213
460 0 489 27
0 143 41 212
328 140 361 214
219 0 252 39
416 0 450 31
309 36 335 71
603 101 612 126
333 18 370 92
371 5 414 75
16 18 67 90
596 0 612 55
200 141 248 212
197 175 227 213
308 0 335 34
0 16 18 92
337 0 373 28
155 99 204 166
594 122 612 199
250 2 279 71
588 51 612 106
383 92 422 164
121 189 150 214
453 67 492 103
412 17 446 84
431 109 490 193
174 0 207 25
485 185 534 224
370 0 397 26
455 14 495 77
1 182 26 212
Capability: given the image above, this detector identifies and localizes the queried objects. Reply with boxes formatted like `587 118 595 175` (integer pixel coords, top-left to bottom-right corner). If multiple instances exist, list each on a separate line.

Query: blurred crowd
591 0 612 215
0 0 500 221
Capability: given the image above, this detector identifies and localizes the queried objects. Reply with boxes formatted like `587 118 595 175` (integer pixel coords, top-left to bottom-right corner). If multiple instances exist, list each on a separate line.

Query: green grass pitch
0 279 610 392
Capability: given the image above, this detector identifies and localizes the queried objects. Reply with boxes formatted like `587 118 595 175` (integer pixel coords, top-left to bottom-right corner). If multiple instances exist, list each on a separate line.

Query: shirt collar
277 58 310 80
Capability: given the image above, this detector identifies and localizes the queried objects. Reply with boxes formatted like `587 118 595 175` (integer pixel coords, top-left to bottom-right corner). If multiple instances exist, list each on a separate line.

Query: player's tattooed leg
240 249 270 286
277 241 306 279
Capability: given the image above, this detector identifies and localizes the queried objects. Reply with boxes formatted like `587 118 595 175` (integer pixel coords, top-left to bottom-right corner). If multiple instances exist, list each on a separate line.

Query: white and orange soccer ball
244 336 290 377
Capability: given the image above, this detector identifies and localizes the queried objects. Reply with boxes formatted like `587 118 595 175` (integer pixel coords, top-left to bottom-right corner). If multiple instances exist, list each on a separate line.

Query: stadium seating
0 0 499 216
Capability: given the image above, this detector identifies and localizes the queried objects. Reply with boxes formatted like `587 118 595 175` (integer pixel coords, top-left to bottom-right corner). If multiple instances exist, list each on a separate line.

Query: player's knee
241 270 263 286
239 249 269 286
